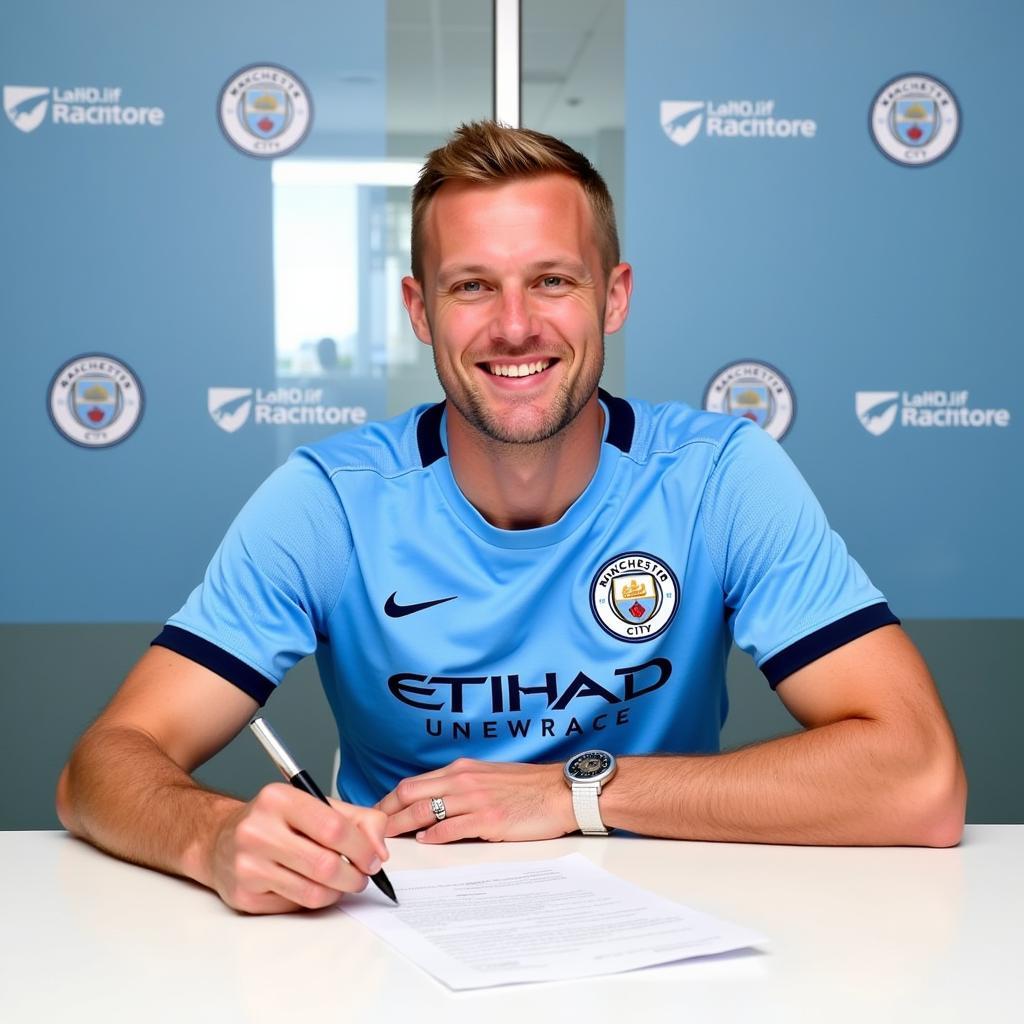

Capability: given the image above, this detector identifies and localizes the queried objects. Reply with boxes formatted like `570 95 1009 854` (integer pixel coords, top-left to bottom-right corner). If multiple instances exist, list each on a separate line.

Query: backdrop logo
855 390 1010 433
218 64 312 158
661 98 816 145
660 101 705 146
3 83 164 130
590 552 680 642
870 74 960 166
48 355 144 448
4 86 49 132
703 360 796 441
855 392 900 435
208 385 366 431
208 388 254 433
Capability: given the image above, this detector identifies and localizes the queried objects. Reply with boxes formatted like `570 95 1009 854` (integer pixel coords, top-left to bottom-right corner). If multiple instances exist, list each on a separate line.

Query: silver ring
430 796 447 822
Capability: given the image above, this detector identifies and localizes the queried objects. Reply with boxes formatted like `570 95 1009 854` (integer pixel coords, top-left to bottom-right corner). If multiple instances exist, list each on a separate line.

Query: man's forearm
600 718 966 847
56 724 240 885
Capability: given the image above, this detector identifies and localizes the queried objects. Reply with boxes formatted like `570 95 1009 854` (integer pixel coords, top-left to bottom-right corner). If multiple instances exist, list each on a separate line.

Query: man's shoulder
623 395 752 462
293 402 438 480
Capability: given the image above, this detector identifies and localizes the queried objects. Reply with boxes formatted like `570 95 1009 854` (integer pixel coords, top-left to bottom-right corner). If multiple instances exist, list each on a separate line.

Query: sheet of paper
341 853 766 990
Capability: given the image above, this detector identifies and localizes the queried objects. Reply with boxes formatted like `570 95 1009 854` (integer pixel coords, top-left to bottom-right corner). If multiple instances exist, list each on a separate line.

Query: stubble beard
431 336 605 447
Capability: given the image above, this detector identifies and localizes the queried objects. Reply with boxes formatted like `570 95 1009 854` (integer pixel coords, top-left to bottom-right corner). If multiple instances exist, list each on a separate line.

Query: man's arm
378 625 966 847
57 646 389 913
601 624 966 846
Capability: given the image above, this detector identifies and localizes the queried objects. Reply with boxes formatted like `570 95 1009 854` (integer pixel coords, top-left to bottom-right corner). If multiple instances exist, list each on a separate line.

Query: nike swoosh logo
384 592 458 618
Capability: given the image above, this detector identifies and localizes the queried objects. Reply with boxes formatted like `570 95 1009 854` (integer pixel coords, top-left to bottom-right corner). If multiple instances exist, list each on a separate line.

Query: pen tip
373 871 398 904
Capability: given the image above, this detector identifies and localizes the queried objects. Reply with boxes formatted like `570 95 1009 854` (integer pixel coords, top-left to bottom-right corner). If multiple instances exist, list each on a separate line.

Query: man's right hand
206 783 389 914
58 647 390 915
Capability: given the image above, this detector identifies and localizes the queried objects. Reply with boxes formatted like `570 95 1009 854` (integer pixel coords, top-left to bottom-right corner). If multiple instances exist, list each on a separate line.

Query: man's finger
385 793 470 838
328 799 390 866
416 810 490 844
259 827 378 891
261 860 358 909
375 788 404 816
279 792 382 869
254 785 386 873
376 764 471 816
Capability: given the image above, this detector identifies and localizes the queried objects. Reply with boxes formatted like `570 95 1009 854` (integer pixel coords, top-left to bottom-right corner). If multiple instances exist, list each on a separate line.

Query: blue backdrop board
624 0 1021 619
2 1 387 623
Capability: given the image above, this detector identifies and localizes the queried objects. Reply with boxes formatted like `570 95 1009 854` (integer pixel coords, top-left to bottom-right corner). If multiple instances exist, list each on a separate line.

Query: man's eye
458 281 482 293
541 276 566 288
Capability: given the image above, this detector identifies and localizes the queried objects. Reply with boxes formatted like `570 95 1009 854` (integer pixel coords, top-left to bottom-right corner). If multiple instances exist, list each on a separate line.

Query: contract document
341 853 766 990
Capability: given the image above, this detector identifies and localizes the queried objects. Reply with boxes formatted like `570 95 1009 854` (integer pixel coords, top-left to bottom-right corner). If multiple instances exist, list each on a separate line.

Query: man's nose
490 286 538 346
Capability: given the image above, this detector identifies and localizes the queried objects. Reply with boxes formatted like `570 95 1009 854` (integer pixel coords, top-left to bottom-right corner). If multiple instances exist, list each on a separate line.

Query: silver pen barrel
249 716 301 780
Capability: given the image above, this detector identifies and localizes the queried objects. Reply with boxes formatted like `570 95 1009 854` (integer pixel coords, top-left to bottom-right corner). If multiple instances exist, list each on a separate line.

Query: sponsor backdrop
625 0 1021 618
2 0 386 622
1 3 1020 828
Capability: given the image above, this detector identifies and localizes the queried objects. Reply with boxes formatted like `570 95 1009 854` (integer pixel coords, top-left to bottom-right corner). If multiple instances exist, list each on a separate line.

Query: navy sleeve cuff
761 603 901 690
151 625 276 705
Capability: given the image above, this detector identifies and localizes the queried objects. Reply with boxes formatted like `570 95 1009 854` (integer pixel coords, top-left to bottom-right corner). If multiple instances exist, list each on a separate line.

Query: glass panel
267 1 494 461
383 0 496 414
522 0 626 395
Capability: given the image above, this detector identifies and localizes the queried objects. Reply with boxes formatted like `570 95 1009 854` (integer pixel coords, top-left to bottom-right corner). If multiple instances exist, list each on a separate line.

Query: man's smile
486 359 553 378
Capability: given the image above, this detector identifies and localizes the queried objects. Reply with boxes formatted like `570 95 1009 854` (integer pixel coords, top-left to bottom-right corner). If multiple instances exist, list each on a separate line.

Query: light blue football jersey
155 392 896 806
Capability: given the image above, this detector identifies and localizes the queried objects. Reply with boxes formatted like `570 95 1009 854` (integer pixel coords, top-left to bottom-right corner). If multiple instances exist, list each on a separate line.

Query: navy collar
416 388 635 467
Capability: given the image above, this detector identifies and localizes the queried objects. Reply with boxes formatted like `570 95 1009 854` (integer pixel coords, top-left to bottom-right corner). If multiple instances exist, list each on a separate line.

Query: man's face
403 173 631 446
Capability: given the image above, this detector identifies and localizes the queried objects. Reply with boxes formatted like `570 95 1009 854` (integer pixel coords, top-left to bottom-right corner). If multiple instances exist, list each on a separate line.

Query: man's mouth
485 359 554 378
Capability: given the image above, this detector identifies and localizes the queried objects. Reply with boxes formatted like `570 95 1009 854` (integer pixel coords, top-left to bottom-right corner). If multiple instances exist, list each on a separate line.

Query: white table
3 827 1021 1022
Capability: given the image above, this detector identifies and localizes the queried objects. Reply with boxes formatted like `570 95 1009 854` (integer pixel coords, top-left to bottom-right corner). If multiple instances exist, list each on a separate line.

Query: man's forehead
421 173 597 269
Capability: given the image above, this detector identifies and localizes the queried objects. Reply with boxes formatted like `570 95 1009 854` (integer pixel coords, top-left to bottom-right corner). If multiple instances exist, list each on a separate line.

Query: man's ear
603 262 633 335
402 276 433 346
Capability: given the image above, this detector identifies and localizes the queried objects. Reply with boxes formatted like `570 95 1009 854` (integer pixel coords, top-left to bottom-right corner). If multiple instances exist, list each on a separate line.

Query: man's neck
446 395 604 530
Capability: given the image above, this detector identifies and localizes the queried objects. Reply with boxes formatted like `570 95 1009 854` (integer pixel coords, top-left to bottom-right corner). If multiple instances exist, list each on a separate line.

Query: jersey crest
590 551 680 642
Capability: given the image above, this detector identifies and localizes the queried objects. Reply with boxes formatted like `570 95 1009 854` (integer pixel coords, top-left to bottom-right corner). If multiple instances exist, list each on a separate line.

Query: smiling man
58 122 966 914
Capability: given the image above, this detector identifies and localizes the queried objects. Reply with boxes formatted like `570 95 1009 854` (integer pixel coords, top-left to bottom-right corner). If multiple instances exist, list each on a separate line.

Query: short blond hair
410 120 620 282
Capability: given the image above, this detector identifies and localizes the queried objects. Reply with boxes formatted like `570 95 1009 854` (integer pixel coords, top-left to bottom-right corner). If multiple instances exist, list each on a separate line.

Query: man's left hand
376 759 576 843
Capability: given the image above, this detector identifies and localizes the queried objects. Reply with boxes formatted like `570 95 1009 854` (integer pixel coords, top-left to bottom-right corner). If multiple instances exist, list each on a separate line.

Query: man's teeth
488 360 551 377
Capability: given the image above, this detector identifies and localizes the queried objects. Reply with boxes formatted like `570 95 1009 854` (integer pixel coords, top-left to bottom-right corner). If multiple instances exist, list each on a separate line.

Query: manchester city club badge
48 354 144 448
870 73 960 167
703 359 795 441
590 552 679 642
218 64 312 158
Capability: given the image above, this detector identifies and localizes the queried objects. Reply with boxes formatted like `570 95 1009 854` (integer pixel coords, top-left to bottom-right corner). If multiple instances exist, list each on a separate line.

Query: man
57 121 966 915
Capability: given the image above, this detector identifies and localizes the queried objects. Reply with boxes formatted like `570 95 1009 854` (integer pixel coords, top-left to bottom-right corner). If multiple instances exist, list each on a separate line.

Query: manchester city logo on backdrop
703 360 795 440
48 354 144 448
218 64 312 158
590 552 679 642
870 74 960 167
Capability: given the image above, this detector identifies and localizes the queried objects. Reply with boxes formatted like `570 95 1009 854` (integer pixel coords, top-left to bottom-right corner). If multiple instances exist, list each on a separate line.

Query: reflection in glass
272 160 421 380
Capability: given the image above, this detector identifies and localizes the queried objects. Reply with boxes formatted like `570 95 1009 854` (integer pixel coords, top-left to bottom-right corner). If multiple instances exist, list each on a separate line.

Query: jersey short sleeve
700 420 898 688
152 451 353 704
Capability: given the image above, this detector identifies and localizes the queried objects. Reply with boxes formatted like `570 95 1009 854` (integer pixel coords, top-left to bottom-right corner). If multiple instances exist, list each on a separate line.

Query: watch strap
572 783 608 835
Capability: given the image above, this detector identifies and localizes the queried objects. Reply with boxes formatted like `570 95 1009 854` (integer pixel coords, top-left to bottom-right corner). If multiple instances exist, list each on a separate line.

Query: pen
248 716 398 904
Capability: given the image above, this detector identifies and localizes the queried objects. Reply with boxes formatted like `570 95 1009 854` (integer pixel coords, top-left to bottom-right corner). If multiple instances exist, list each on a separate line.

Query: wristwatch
563 749 617 835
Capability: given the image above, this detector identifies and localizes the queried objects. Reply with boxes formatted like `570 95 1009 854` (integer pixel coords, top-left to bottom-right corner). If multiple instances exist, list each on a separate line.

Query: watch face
567 750 612 781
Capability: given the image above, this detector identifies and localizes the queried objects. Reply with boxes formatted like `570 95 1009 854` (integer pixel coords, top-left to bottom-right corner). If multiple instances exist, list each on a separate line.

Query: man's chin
472 395 594 446
440 369 600 447
475 417 563 446
451 399 562 446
